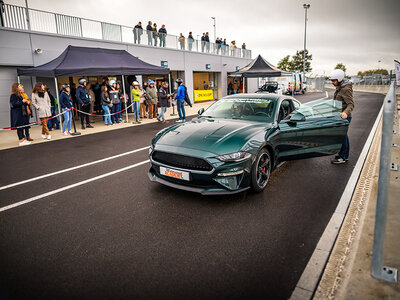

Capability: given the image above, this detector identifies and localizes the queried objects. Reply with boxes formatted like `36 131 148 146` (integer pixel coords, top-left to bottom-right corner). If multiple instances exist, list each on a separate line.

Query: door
276 98 349 161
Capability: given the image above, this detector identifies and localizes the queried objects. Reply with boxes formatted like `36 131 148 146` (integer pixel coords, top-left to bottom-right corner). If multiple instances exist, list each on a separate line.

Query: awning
17 45 170 77
230 55 292 78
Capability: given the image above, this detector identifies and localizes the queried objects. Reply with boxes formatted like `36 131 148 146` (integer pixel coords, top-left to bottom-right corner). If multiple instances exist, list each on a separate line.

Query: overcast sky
9 0 400 75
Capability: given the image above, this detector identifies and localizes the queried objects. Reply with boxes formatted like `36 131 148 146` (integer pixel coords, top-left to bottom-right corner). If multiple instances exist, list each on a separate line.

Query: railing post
79 17 83 37
371 81 398 283
54 13 58 34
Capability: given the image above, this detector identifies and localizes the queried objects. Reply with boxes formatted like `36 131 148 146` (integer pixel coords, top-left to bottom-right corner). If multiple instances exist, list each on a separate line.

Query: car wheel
251 148 272 192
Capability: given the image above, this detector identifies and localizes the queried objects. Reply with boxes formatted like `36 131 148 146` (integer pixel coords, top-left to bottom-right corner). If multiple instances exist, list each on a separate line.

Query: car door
276 98 349 161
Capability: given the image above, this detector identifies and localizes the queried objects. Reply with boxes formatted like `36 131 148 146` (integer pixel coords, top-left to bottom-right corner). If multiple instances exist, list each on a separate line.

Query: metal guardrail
0 3 252 59
371 81 398 283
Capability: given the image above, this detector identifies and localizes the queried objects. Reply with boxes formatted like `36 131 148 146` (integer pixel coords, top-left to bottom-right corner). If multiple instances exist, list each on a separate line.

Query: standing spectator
188 32 194 51
201 33 206 52
159 24 167 47
109 80 120 124
233 80 238 94
76 78 93 129
215 37 221 54
131 81 141 124
230 40 237 56
59 84 73 135
10 83 31 146
133 22 143 44
178 33 185 50
145 80 158 119
31 82 52 140
152 23 159 47
0 0 5 27
86 82 96 123
222 38 227 55
43 84 60 131
142 81 149 117
20 84 33 141
100 85 112 125
205 32 210 53
203 81 208 90
158 81 170 124
146 21 153 46
116 81 124 122
228 81 233 95
139 84 146 119
242 43 247 57
174 78 185 123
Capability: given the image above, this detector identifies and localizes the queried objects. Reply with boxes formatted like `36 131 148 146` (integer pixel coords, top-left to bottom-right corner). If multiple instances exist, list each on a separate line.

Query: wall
0 28 256 128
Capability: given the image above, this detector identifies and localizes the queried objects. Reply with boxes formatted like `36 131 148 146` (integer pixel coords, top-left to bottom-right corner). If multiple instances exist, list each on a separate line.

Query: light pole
303 4 310 83
211 17 216 42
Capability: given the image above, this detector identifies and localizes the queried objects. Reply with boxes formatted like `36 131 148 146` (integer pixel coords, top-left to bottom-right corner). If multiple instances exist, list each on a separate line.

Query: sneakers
81 126 85 130
47 135 51 140
19 139 31 146
62 131 68 136
176 119 183 123
68 131 72 134
86 124 94 128
331 156 347 164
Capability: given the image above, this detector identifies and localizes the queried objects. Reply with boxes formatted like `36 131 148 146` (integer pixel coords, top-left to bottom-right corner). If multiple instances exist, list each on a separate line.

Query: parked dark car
148 93 349 195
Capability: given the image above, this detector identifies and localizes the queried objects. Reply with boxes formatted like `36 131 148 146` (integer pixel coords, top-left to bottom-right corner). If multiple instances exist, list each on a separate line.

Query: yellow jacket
131 88 141 102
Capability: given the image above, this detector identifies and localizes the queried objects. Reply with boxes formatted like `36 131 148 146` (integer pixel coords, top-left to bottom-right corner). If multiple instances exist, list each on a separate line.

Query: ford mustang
148 93 349 195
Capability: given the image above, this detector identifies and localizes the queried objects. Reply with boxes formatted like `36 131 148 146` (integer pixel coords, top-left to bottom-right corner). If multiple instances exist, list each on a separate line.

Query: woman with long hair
10 83 31 146
100 85 112 125
31 82 52 140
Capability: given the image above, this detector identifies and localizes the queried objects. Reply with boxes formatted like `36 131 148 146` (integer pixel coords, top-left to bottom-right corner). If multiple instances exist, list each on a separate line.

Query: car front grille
152 151 213 171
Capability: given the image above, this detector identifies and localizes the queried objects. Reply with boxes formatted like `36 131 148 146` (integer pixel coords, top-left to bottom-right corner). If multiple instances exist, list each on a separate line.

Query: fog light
217 170 244 177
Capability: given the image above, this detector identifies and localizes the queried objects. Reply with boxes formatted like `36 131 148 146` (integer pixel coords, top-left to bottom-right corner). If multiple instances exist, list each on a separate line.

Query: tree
334 63 346 73
277 55 292 72
357 69 388 76
277 50 312 73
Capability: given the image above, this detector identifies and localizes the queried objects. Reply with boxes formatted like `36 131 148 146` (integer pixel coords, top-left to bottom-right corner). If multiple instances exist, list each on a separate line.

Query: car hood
155 117 272 155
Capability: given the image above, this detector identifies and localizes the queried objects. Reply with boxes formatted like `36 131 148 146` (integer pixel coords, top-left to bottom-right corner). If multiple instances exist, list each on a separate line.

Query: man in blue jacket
174 78 186 123
76 78 93 129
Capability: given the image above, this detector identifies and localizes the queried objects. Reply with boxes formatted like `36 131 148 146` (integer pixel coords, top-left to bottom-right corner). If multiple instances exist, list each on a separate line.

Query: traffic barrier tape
0 108 73 131
72 102 134 116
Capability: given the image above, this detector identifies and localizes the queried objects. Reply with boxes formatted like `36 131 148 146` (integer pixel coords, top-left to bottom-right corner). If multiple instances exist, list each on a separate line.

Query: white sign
395 60 400 86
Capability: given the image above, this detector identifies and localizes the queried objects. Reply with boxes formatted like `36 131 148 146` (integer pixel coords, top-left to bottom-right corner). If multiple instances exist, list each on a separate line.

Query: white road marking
0 160 150 212
0 146 150 191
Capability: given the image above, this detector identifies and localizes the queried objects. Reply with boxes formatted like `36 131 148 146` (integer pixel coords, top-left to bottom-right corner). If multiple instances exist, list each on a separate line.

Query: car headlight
216 152 251 162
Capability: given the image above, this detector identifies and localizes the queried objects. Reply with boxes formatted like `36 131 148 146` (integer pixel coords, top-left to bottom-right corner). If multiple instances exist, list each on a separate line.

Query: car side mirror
289 112 306 122
198 108 205 115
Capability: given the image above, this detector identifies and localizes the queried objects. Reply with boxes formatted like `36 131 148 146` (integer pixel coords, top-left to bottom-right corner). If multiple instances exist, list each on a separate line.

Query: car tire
251 148 272 192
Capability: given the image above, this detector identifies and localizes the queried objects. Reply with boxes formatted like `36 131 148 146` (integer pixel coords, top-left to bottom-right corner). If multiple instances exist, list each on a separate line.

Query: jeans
133 101 140 121
17 127 30 140
111 103 120 123
47 106 60 130
102 105 112 125
62 108 72 132
338 117 352 159
159 106 167 122
159 34 166 47
116 103 122 121
177 100 185 120
147 32 152 45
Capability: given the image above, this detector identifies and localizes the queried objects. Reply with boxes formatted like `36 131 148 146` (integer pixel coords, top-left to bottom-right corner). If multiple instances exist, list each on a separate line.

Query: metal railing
0 3 252 59
371 81 398 283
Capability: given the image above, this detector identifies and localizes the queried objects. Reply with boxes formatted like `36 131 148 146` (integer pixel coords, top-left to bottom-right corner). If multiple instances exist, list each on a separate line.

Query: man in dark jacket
205 32 210 52
76 78 93 129
158 81 170 124
329 69 354 164
201 33 206 52
159 25 167 47
133 22 143 44
188 32 194 51
146 21 153 46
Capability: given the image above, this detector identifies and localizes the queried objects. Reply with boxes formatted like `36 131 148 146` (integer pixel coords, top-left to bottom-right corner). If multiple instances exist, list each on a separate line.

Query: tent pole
122 75 128 123
243 77 246 93
169 73 176 116
17 76 20 84
54 77 62 130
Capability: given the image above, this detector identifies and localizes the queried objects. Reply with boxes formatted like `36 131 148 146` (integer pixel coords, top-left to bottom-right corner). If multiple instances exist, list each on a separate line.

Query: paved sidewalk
314 95 400 299
0 101 212 151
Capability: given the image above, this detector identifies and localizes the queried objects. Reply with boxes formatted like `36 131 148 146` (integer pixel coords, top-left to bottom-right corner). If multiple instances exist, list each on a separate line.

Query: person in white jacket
31 82 52 140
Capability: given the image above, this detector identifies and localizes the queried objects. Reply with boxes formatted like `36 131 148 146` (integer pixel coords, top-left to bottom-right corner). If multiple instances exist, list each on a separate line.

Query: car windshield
201 98 276 122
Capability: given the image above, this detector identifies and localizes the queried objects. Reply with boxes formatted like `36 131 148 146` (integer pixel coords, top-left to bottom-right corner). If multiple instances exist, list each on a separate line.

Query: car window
291 99 342 119
202 98 276 122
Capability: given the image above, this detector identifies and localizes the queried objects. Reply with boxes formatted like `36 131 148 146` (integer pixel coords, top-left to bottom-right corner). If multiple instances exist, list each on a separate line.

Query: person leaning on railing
146 21 153 46
10 83 32 146
178 33 185 50
152 23 159 47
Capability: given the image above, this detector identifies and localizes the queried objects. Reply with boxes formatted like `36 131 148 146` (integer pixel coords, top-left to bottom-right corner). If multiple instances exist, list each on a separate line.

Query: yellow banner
194 90 214 102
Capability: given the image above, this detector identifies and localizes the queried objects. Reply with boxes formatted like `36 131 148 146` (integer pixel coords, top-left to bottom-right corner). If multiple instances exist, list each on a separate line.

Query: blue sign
206 64 211 70
161 61 168 68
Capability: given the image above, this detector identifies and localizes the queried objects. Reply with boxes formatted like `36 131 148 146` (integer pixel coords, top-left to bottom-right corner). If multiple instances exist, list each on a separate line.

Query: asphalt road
0 90 384 299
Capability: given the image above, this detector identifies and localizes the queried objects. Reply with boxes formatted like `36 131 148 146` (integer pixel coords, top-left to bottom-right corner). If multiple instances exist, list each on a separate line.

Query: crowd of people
132 21 248 56
9 77 191 146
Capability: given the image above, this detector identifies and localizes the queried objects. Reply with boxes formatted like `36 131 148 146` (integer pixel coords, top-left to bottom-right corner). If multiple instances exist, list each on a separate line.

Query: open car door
276 99 349 161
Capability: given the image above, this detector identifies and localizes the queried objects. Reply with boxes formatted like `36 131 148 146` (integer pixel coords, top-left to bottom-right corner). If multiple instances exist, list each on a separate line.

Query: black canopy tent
17 45 170 123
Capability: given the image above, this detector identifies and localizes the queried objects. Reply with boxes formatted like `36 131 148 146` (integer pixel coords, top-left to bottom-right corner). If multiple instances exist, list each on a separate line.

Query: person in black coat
157 81 170 124
10 83 31 146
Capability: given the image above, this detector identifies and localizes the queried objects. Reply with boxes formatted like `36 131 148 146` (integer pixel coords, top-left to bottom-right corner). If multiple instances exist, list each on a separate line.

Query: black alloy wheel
251 148 272 192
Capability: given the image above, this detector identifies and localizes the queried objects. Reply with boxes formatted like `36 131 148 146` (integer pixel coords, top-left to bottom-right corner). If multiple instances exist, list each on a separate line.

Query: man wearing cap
328 69 354 164
174 78 186 122
131 81 141 124
76 78 93 130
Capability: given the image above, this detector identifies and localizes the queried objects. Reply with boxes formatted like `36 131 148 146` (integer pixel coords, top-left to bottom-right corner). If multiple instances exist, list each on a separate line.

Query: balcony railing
0 3 252 59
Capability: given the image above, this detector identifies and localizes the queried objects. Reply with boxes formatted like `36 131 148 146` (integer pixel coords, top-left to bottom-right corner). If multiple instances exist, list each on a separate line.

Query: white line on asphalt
0 146 150 191
290 99 384 299
0 160 150 212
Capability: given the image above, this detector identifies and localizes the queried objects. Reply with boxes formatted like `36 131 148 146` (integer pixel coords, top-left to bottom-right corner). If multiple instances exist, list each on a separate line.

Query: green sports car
148 93 349 195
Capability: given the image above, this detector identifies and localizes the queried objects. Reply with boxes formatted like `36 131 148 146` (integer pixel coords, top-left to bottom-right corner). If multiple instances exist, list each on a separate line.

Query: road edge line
290 101 384 300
